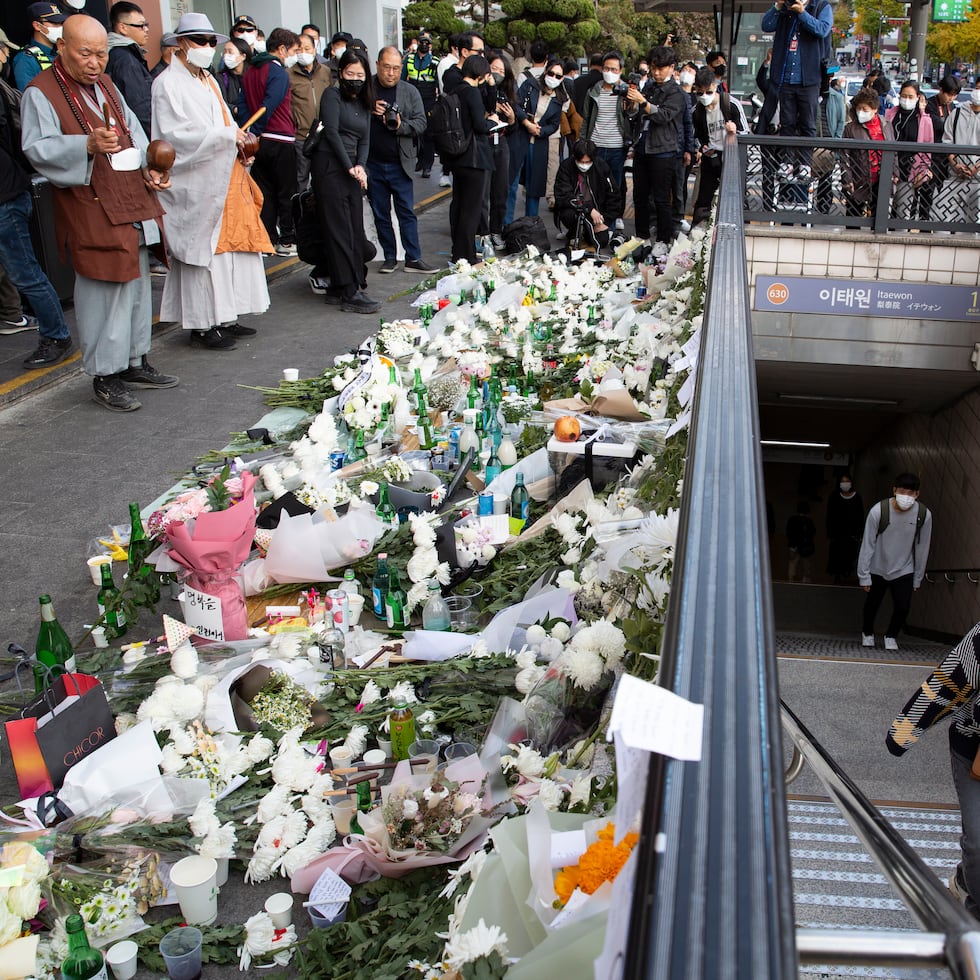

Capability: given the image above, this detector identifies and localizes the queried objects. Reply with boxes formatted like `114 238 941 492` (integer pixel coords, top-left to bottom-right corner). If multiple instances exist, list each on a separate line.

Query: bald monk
21 14 179 412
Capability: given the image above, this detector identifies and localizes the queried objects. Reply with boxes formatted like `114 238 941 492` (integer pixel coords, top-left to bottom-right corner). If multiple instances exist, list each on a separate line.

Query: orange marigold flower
554 867 580 905
554 824 639 904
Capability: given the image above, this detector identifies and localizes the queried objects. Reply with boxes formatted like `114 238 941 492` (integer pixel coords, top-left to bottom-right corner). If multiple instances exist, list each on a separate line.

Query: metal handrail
780 699 980 977
925 568 980 585
624 131 796 979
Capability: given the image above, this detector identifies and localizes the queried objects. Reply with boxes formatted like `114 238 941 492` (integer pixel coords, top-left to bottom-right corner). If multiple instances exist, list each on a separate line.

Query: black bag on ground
502 215 551 254
427 92 471 158
292 189 324 267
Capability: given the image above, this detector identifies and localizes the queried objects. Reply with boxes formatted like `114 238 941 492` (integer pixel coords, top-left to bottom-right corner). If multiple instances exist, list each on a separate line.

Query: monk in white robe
151 13 272 352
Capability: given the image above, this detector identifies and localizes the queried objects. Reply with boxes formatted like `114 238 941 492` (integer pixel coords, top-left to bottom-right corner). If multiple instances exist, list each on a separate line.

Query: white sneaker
614 218 625 231
884 636 899 651
861 633 875 647
439 174 452 188
679 219 691 234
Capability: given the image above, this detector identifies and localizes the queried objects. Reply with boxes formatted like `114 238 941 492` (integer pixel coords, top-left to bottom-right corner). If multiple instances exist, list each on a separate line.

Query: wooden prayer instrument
145 139 176 171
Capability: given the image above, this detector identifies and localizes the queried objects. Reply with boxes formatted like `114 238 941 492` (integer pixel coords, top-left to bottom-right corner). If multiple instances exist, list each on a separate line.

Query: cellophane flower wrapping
523 666 613 756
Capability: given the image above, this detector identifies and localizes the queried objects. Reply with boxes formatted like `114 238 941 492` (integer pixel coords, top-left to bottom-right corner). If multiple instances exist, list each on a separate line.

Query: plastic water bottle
422 581 451 631
482 235 496 263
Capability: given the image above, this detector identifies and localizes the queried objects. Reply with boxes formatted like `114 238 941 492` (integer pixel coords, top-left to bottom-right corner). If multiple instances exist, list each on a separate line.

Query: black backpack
427 92 470 157
502 215 551 254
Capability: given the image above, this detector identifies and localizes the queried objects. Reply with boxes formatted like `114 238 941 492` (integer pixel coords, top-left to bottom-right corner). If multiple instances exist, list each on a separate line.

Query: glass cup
445 595 472 631
408 739 440 773
159 927 203 980
331 798 355 835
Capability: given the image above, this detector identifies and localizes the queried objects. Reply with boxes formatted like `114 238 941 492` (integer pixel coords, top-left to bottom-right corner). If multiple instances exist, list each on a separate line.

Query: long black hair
539 57 568 104
337 48 374 110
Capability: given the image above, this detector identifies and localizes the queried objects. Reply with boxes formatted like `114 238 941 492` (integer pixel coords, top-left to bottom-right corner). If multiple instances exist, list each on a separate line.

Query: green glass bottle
467 373 481 411
548 279 559 302
510 472 530 532
34 594 75 694
379 403 397 449
484 443 502 486
349 780 373 835
586 304 598 327
372 553 390 618
375 482 399 529
412 367 427 406
97 563 127 641
416 412 433 450
60 913 107 980
347 429 367 463
385 568 407 629
388 363 398 386
127 501 159 603
389 697 416 761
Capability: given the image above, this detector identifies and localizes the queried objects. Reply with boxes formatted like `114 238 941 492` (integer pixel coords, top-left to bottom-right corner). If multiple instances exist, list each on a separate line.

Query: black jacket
453 82 493 170
554 155 620 226
639 77 686 155
692 91 745 149
106 41 153 138
571 68 601 116
0 83 31 205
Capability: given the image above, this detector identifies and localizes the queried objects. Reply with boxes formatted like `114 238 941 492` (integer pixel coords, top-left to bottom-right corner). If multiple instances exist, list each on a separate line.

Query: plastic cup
329 745 354 769
159 927 203 980
87 554 112 586
282 368 299 381
408 739 440 773
445 741 477 762
445 595 472 631
169 855 218 926
264 892 293 928
309 902 348 928
105 940 138 980
347 593 364 626
492 495 508 515
331 798 355 834
376 736 392 758
363 748 386 767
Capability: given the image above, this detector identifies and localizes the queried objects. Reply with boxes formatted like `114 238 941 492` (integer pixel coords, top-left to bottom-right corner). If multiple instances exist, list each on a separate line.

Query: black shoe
23 335 74 369
490 234 505 251
421 170 431 178
118 356 179 388
324 290 344 306
189 328 237 350
226 323 257 337
93 374 141 412
379 259 398 274
309 274 329 295
404 257 437 274
341 291 382 314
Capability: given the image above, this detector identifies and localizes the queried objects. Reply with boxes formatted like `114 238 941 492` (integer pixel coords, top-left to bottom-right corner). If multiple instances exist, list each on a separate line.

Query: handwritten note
183 586 224 641
309 867 352 918
608 673 704 762
612 730 648 845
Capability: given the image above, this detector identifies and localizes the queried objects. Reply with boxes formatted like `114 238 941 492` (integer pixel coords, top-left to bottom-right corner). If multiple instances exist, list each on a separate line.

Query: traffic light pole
908 0 929 79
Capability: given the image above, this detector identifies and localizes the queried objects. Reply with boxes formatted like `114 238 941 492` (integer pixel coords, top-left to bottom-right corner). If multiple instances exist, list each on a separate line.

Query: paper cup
87 554 112 586
329 745 354 769
492 495 508 515
264 892 294 928
159 927 202 980
347 593 364 626
376 736 392 758
105 940 138 980
215 856 229 886
282 368 299 381
169 855 218 926
330 798 355 834
363 748 386 767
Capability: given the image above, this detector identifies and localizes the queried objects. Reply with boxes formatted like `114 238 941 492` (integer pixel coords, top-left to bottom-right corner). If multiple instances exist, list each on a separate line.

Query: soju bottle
389 697 416 761
349 779 372 835
376 482 399 529
510 472 530 532
416 412 433 450
127 501 159 603
340 568 360 597
385 568 407 629
347 429 367 463
97 563 127 641
586 304 598 327
548 279 558 302
411 368 427 408
467 374 481 411
485 443 502 486
388 363 398 386
379 403 397 449
372 553 390 618
422 581 451 631
61 914 106 980
34 594 75 694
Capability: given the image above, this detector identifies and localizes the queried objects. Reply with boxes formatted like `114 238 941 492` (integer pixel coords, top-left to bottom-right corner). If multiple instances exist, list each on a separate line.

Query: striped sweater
886 623 980 758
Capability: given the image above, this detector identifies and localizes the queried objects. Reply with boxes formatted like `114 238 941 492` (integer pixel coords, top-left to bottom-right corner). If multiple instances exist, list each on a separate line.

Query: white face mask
65 0 86 7
239 30 256 48
253 38 266 53
297 52 315 67
186 45 214 70
856 108 875 124
545 75 562 90
899 97 917 111
971 89 980 106
283 53 298 68
333 45 346 60
43 25 63 44
223 52 242 69
840 481 852 492
679 71 695 86
894 493 917 511
602 70 620 85
576 161 592 172
698 92 715 106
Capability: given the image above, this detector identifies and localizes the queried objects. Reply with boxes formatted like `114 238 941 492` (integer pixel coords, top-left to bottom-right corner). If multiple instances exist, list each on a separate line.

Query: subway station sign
754 275 980 321
933 0 971 22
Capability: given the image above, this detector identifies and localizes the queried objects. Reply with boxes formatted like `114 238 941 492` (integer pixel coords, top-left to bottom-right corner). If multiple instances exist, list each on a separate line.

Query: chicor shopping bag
5 672 116 799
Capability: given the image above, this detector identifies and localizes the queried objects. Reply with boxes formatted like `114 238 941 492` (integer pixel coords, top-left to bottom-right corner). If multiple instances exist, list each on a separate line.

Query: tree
852 0 906 56
482 0 602 57
401 0 467 52
927 7 980 65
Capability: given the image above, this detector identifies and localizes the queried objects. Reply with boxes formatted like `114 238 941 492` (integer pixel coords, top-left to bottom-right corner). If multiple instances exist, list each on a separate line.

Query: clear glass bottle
347 429 367 462
422 581 451 631
340 568 360 597
481 235 496 263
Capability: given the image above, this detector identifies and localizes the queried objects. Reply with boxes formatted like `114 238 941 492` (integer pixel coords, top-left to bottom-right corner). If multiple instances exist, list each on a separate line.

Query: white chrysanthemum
574 620 627 667
515 665 545 694
388 680 419 704
114 712 138 735
501 743 545 779
417 709 436 733
170 642 199 679
159 744 186 775
562 646 605 690
514 646 537 671
568 773 593 809
281 810 309 849
273 632 304 660
344 723 369 759
402 797 420 820
358 679 382 706
439 847 488 899
405 580 430 616
168 725 195 756
189 797 218 838
199 822 236 859
193 673 219 697
271 748 318 794
536 778 565 811
256 816 288 850
553 512 583 545
443 919 508 970
550 622 572 642
480 544 496 562
407 548 439 584
525 624 546 645
247 733 276 764
538 636 564 661
256 784 292 824
556 569 580 594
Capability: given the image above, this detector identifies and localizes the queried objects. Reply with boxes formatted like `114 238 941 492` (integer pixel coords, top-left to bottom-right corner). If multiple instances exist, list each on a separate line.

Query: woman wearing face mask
310 49 380 313
885 81 933 221
216 38 250 120
506 58 567 223
826 473 865 584
840 87 894 222
484 51 516 249
553 137 621 251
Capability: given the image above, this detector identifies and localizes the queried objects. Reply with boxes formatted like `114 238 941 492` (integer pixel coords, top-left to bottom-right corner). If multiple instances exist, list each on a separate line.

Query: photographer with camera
554 138 622 252
367 46 437 275
581 51 644 231
402 30 438 178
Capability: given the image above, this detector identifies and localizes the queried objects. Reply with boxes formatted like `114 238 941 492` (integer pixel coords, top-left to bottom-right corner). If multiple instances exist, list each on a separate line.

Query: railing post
873 147 896 234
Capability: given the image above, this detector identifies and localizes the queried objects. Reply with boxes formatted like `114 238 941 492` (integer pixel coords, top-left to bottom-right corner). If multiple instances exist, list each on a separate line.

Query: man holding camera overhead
367 46 437 275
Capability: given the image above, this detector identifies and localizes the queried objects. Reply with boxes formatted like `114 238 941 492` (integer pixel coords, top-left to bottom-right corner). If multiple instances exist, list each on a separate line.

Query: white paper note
667 408 691 438
550 829 587 869
183 585 225 641
593 848 637 980
309 867 352 916
607 673 704 762
549 887 591 931
676 371 695 409
612 729 648 845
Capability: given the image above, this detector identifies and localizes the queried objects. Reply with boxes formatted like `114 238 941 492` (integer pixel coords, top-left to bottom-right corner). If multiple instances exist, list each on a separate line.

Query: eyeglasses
122 21 150 30
186 35 218 47
546 72 563 79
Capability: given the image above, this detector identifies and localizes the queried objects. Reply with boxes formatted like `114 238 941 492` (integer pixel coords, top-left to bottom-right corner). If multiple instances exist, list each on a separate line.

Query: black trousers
251 138 298 245
692 154 723 224
637 152 678 244
450 166 488 263
311 150 367 299
488 139 510 236
863 573 915 638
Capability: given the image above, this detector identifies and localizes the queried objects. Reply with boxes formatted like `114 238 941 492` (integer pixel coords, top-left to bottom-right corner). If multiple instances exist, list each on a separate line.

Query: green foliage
136 919 244 973
500 0 524 17
484 21 508 48
510 18 537 42
852 0 905 47
524 0 554 13
401 0 466 42
462 952 509 979
537 20 567 43
552 0 579 19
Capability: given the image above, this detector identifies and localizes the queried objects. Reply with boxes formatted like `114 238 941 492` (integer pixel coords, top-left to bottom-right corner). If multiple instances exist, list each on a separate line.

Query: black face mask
713 64 727 78
418 40 430 53
341 77 364 95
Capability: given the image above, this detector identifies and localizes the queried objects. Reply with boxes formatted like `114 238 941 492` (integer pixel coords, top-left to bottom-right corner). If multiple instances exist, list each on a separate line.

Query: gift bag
5 673 116 799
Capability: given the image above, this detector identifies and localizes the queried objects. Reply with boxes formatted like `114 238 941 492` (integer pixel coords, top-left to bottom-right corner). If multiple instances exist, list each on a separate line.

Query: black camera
611 80 629 96
383 102 400 130
627 72 643 86
496 89 508 103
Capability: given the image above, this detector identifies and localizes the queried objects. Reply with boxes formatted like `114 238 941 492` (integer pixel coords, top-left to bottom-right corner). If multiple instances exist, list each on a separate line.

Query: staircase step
788 800 959 978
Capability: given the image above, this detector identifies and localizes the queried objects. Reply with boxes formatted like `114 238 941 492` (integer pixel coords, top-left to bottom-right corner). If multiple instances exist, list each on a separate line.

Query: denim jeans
950 738 980 916
366 159 421 262
0 191 69 340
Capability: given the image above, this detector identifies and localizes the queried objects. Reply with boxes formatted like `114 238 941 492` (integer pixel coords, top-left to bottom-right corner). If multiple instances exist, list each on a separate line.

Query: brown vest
29 63 165 283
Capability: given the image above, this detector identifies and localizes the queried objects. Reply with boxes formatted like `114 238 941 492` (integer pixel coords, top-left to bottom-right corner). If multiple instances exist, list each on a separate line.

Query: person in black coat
571 53 602 116
826 473 865 583
105 2 154 138
553 138 621 249
449 54 497 263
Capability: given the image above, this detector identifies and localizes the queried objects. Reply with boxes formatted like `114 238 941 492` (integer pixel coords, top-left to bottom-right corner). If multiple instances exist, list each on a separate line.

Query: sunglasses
546 72 563 79
122 21 150 29
186 35 218 47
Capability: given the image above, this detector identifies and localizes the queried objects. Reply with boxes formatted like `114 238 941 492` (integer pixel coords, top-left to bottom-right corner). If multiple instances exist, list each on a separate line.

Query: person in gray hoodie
106 1 153 138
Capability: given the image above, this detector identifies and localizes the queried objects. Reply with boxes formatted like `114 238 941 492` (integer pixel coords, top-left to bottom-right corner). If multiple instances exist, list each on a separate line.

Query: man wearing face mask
941 84 980 225
326 32 353 80
857 473 932 651
554 137 620 251
705 51 729 94
402 30 438 178
239 27 300 255
229 14 260 54
690 66 744 226
289 32 330 189
13 3 68 91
